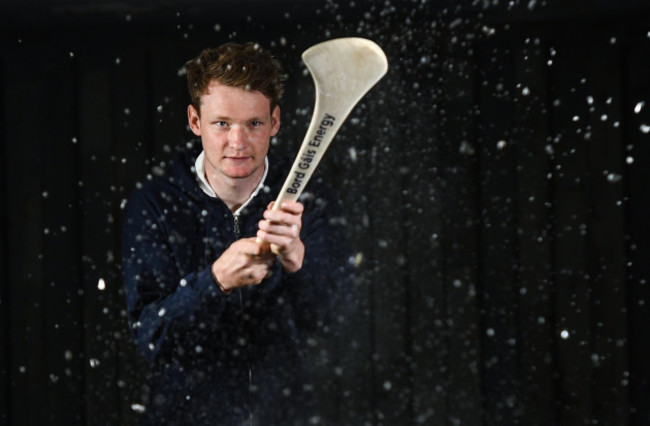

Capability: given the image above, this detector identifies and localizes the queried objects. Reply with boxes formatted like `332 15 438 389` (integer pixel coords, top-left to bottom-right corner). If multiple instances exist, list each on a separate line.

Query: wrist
211 263 232 294
279 242 305 273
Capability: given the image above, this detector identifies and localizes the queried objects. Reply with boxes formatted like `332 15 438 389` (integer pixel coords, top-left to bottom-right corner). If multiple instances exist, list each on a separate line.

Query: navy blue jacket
122 142 355 425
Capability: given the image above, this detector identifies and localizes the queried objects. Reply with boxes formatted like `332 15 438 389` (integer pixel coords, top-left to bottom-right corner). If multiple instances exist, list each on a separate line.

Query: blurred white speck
572 115 580 122
634 101 645 113
120 199 127 209
348 146 358 162
586 96 594 105
131 404 146 413
600 114 608 121
19 366 26 373
115 57 121 65
459 140 475 155
89 358 100 368
156 105 163 113
69 51 75 58
453 279 462 288
640 124 650 134
124 108 131 115
481 25 495 36
626 156 634 164
607 173 622 183
497 140 507 150
383 380 392 391
486 328 495 337
180 278 187 287
97 278 106 291
158 308 166 317
214 23 221 32
560 329 570 339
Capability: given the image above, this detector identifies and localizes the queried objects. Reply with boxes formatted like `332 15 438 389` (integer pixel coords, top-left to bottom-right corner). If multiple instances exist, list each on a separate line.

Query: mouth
225 156 251 162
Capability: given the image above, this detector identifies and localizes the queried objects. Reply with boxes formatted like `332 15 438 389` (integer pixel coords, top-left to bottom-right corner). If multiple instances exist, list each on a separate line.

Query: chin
223 167 255 179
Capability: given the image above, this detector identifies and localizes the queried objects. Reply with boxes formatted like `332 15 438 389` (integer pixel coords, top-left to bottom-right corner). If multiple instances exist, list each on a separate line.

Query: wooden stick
273 37 388 209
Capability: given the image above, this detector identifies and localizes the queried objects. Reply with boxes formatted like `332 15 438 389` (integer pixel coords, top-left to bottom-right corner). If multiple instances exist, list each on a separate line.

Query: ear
188 104 201 136
270 105 281 137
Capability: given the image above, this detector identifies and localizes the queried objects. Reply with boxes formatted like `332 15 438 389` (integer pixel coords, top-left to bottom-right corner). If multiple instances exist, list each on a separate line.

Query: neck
206 165 265 212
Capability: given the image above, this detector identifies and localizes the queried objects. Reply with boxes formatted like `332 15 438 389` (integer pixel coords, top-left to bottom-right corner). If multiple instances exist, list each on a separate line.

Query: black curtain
2 1 650 424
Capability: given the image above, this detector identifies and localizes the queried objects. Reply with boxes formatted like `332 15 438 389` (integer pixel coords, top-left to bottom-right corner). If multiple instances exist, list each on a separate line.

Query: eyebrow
209 115 267 122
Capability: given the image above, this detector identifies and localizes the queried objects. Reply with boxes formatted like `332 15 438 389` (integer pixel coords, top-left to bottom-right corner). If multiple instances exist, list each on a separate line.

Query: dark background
2 0 650 424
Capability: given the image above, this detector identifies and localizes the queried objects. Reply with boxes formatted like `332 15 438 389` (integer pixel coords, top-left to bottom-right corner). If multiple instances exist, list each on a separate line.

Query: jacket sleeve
283 185 358 338
122 187 235 365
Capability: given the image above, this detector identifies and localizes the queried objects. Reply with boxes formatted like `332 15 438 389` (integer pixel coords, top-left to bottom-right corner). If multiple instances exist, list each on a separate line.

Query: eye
250 121 263 127
213 121 228 127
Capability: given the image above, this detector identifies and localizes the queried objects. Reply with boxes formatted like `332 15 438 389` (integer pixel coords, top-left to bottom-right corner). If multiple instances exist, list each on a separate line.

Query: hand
211 237 276 292
257 201 305 273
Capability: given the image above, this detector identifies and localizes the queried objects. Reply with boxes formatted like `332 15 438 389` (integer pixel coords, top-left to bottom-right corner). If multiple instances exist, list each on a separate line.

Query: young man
122 43 354 425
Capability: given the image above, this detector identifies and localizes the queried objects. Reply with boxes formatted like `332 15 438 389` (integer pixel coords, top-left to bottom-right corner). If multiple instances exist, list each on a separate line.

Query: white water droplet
131 403 146 413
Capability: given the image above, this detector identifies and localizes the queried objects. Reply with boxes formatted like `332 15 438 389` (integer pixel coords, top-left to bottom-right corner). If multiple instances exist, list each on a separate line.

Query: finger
264 201 303 220
256 230 294 253
247 264 271 284
240 238 271 257
277 201 304 215
262 211 302 230
258 220 301 238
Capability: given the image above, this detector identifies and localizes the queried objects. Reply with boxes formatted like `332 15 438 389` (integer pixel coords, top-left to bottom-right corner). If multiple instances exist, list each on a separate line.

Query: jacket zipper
233 213 254 425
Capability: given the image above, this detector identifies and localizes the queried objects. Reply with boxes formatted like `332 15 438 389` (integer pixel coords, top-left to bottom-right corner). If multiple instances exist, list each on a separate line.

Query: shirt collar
194 151 269 215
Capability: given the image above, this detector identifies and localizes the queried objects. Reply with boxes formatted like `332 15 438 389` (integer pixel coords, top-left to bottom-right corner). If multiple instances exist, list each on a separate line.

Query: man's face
188 81 280 182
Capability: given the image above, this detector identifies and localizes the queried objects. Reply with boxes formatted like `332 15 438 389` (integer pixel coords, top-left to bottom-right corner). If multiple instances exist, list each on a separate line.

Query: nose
228 125 247 150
